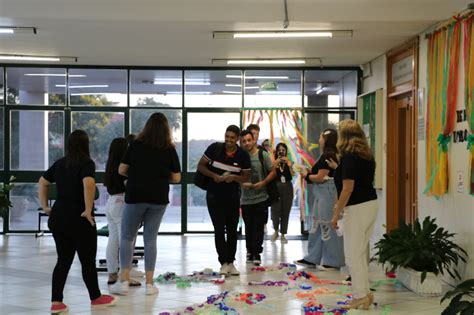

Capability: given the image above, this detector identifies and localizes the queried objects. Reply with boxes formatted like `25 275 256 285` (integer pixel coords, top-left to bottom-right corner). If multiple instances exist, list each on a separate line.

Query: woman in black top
38 130 117 313
294 129 344 269
110 113 181 296
270 143 294 244
330 119 378 310
103 138 129 285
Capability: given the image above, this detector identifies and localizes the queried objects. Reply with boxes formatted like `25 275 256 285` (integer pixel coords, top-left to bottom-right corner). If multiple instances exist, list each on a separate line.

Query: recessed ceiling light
213 58 320 65
25 73 86 77
56 84 108 88
0 54 77 62
0 27 37 35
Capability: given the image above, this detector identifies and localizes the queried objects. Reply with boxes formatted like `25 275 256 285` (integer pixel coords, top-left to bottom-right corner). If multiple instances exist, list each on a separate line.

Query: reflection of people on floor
270 142 295 244
197 125 251 276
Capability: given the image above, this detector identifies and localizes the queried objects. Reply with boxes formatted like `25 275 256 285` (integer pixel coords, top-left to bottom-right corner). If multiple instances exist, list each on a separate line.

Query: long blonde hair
337 119 374 160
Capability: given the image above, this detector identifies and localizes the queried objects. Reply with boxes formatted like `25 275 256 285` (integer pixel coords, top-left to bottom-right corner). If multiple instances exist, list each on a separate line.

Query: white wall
362 37 474 281
417 35 474 281
361 55 388 253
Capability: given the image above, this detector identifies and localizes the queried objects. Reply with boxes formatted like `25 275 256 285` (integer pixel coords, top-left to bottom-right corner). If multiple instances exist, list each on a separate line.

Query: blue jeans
304 180 345 267
120 203 167 272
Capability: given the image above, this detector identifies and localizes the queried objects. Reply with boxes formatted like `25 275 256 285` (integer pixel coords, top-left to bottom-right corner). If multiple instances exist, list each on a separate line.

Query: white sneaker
264 224 268 234
145 283 159 295
280 234 288 244
227 263 240 276
219 263 229 275
271 232 279 242
109 280 129 295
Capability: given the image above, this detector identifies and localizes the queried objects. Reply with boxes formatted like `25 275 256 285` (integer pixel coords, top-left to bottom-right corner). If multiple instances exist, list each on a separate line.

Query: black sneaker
253 254 261 266
293 259 316 268
246 253 254 263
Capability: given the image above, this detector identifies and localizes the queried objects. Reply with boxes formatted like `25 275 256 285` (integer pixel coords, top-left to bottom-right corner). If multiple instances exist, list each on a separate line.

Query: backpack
258 148 280 203
194 142 224 190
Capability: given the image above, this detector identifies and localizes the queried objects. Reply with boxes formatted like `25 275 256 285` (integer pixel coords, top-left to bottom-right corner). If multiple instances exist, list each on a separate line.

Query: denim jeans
120 203 167 272
104 194 125 274
304 180 345 267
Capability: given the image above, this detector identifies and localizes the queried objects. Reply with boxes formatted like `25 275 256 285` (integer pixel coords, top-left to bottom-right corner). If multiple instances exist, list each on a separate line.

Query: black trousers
206 193 240 265
48 215 101 302
241 200 269 256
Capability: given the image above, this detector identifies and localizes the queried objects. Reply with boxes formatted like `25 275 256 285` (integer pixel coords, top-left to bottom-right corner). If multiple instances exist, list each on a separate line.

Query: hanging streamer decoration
463 14 474 195
425 20 461 197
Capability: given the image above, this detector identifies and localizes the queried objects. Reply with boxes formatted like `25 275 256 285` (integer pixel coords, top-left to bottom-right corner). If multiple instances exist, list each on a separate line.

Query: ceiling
0 0 471 67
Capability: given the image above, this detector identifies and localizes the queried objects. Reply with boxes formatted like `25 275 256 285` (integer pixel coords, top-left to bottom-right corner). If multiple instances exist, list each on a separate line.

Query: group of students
38 111 377 313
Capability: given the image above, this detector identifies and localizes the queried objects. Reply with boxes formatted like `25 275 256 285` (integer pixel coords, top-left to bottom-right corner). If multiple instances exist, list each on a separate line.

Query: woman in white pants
329 119 378 310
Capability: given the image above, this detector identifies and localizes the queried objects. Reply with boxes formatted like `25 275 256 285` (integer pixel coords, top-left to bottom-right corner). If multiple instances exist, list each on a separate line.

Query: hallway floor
0 234 449 314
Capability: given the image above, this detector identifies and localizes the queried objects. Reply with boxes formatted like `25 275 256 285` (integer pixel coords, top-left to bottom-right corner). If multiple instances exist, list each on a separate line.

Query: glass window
187 185 213 231
160 185 181 232
0 108 3 170
187 112 240 171
304 70 358 108
69 69 127 106
6 67 66 105
130 109 182 163
0 67 4 105
184 70 242 107
71 111 125 170
244 70 302 108
9 183 40 231
130 70 182 107
10 110 64 170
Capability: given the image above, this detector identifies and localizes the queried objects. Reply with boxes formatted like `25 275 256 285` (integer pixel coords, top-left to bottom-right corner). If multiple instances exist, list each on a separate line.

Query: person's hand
273 159 281 168
42 207 52 216
326 158 338 169
81 211 95 226
253 181 265 190
213 174 224 183
330 215 338 230
223 174 234 183
242 182 253 190
301 169 309 178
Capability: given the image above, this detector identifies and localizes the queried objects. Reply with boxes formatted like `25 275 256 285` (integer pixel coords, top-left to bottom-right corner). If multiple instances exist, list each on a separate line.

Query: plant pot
397 267 442 296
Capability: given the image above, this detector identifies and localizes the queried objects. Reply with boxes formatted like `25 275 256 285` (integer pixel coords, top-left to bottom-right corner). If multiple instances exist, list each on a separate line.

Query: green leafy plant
441 279 474 315
0 176 15 219
374 216 468 283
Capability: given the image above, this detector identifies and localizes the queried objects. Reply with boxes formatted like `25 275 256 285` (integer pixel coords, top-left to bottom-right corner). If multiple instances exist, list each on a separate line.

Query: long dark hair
274 142 288 160
136 112 174 149
104 138 128 188
65 130 90 167
321 128 338 161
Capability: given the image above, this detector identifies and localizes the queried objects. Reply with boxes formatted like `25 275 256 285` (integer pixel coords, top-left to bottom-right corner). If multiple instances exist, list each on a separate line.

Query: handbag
194 142 224 191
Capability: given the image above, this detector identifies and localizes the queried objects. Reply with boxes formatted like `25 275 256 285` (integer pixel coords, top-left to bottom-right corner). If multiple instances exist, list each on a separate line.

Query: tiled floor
0 234 449 314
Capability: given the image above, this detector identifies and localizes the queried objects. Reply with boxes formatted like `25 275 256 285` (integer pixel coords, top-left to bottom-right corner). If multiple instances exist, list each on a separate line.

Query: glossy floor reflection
0 235 449 314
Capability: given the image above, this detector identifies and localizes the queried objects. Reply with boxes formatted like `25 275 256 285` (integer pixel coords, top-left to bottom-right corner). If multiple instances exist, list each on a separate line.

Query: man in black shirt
197 125 251 276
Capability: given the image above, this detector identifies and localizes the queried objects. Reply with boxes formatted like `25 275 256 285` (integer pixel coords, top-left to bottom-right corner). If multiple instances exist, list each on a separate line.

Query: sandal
107 273 118 285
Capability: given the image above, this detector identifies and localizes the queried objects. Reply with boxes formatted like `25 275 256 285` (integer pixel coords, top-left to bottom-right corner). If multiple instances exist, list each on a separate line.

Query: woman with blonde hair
329 119 378 310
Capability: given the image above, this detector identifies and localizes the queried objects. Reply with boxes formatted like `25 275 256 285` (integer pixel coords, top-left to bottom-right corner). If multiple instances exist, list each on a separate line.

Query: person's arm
118 163 129 177
304 169 330 183
38 177 52 215
225 169 251 184
81 177 96 226
197 157 224 183
331 179 354 229
169 172 181 183
253 167 276 190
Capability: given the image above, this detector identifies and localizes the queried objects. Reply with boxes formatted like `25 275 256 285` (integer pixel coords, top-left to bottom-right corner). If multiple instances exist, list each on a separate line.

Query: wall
363 36 474 281
361 55 388 252
417 35 474 281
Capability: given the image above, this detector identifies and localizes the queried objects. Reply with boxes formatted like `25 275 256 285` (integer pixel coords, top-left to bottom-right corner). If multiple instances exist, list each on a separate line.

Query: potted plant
0 176 15 221
441 279 474 314
374 216 468 295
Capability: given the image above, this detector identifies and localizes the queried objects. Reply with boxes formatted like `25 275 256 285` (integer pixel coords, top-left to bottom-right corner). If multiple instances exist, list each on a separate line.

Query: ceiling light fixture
213 30 352 39
24 73 86 77
316 87 325 94
0 26 37 35
0 54 77 62
226 75 289 80
56 84 108 88
154 80 210 86
213 58 320 66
